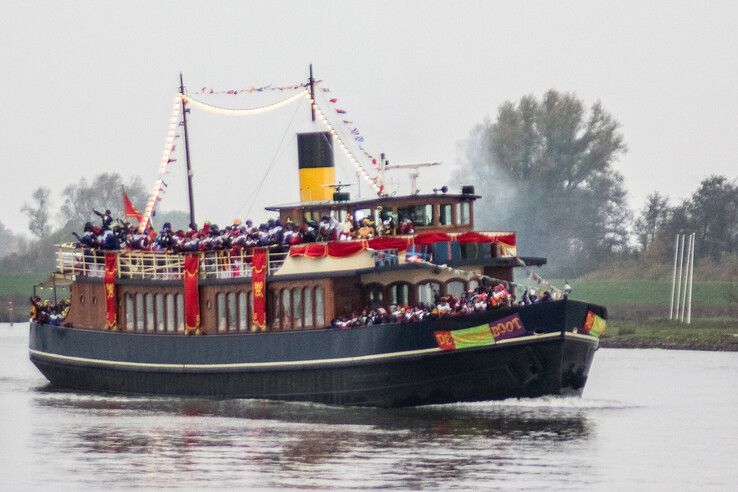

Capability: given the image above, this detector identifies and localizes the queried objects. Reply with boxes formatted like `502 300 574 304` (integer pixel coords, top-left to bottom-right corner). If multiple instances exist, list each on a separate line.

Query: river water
1 323 736 490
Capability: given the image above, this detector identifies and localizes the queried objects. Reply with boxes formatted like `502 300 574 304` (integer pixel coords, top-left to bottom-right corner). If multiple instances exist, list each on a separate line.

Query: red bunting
289 241 368 258
367 237 413 251
104 254 117 329
252 248 267 331
456 231 497 244
413 232 453 246
183 254 200 333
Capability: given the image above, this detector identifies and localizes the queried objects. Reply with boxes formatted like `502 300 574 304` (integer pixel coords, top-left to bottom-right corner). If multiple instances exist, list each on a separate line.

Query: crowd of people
330 283 560 329
30 297 69 325
72 209 416 252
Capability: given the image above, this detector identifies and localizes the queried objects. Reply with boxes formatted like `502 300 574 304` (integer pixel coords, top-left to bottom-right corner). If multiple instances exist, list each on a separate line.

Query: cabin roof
265 193 480 212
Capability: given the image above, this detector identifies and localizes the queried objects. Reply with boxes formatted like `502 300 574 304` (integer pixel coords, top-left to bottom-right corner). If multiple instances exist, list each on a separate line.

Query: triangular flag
329 98 338 103
123 192 143 223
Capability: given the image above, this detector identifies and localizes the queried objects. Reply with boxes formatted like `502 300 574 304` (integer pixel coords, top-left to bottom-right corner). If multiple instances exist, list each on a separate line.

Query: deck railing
55 245 288 280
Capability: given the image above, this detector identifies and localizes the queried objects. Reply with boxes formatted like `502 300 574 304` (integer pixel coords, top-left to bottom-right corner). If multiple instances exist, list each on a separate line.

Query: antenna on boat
179 72 196 227
309 64 315 122
383 161 441 195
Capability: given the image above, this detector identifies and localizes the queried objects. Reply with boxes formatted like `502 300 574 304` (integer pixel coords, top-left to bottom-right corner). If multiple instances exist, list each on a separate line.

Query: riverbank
600 319 738 351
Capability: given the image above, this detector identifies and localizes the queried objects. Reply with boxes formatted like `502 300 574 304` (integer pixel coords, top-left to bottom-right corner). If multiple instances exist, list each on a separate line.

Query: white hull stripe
29 332 596 371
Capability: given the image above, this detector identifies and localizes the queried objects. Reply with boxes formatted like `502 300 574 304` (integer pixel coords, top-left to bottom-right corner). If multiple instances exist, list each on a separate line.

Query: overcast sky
1 0 736 234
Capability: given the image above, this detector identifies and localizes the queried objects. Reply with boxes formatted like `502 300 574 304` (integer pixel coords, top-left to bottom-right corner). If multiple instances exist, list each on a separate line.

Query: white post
674 234 685 321
680 233 691 322
687 232 695 325
669 234 680 320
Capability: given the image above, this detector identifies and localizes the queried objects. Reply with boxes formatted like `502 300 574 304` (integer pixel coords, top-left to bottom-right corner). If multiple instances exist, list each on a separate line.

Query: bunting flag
183 254 201 334
251 248 267 331
104 253 118 330
335 108 347 114
582 310 607 337
196 82 308 94
123 192 143 223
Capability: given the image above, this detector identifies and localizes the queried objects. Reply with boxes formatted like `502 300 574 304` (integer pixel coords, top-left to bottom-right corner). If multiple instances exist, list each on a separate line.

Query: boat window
446 280 466 297
354 209 372 224
439 204 453 225
397 204 433 226
135 293 145 331
271 289 281 330
303 287 313 328
155 294 165 332
417 281 441 305
457 202 471 225
281 289 292 330
292 288 303 329
389 283 410 306
366 284 384 309
176 294 184 332
166 294 175 331
125 293 134 330
468 279 480 291
227 292 238 331
145 293 154 332
216 293 226 332
247 291 255 332
314 286 324 326
238 291 248 332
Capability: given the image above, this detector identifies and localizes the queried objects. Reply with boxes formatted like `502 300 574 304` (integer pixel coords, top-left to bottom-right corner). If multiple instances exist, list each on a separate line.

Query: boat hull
29 300 602 407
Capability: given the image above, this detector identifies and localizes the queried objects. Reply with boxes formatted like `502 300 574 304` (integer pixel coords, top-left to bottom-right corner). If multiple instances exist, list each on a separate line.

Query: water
2 323 736 490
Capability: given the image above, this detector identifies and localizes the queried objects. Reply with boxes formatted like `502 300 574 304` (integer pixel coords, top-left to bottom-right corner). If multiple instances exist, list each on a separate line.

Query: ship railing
55 245 288 280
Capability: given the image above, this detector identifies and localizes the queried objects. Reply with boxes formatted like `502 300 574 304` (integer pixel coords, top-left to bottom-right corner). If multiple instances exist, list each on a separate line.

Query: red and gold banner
104 253 118 329
252 247 267 331
183 254 200 334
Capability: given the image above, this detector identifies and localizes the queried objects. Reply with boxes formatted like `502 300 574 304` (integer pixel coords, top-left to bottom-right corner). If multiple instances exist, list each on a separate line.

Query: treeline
455 90 737 277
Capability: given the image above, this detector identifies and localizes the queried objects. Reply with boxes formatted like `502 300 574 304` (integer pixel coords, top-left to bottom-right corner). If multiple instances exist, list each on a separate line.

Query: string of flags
139 95 182 232
315 84 385 194
196 82 313 95
515 256 561 294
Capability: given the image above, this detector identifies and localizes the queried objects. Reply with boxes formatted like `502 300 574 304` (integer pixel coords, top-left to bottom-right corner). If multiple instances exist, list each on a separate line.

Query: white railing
55 244 288 280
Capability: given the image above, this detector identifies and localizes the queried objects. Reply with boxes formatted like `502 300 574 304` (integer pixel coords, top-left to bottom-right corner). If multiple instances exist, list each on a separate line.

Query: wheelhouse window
281 289 292 330
227 292 238 331
145 294 154 332
439 204 453 225
457 202 471 225
398 204 433 226
292 288 303 329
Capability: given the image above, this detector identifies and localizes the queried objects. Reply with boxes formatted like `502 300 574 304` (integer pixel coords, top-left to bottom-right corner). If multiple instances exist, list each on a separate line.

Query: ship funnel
297 132 335 202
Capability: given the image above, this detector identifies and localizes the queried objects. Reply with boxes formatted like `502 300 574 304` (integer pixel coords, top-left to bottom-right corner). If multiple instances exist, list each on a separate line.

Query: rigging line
237 97 305 219
184 90 308 116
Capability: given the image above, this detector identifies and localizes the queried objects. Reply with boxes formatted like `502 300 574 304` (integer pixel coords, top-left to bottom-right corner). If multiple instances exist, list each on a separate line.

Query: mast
309 64 315 122
179 73 196 227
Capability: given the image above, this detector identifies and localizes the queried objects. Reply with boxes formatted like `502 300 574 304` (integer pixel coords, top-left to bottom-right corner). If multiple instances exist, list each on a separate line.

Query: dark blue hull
29 300 602 407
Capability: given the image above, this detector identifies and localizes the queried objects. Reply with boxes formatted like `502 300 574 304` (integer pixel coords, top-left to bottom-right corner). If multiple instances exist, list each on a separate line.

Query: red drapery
413 232 452 246
183 254 200 333
252 248 267 331
104 253 117 329
289 241 367 258
491 233 516 246
456 231 497 243
367 237 412 251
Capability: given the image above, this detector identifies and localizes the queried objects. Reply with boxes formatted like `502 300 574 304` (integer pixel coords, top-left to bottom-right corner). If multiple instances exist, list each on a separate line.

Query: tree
634 192 670 251
686 175 738 260
454 90 628 275
58 173 148 229
21 187 51 238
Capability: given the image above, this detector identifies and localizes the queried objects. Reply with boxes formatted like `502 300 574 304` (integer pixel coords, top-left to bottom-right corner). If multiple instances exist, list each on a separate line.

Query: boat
28 69 607 407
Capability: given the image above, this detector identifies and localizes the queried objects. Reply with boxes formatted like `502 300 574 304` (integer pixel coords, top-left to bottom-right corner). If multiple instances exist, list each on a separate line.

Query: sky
1 0 737 235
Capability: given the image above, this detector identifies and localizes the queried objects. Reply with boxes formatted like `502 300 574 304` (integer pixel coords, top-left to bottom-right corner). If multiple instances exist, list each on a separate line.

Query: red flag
335 108 347 114
123 192 143 223
329 98 338 103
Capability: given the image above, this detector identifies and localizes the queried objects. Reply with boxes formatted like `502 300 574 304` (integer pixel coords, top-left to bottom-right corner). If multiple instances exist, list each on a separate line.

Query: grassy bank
600 319 738 351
